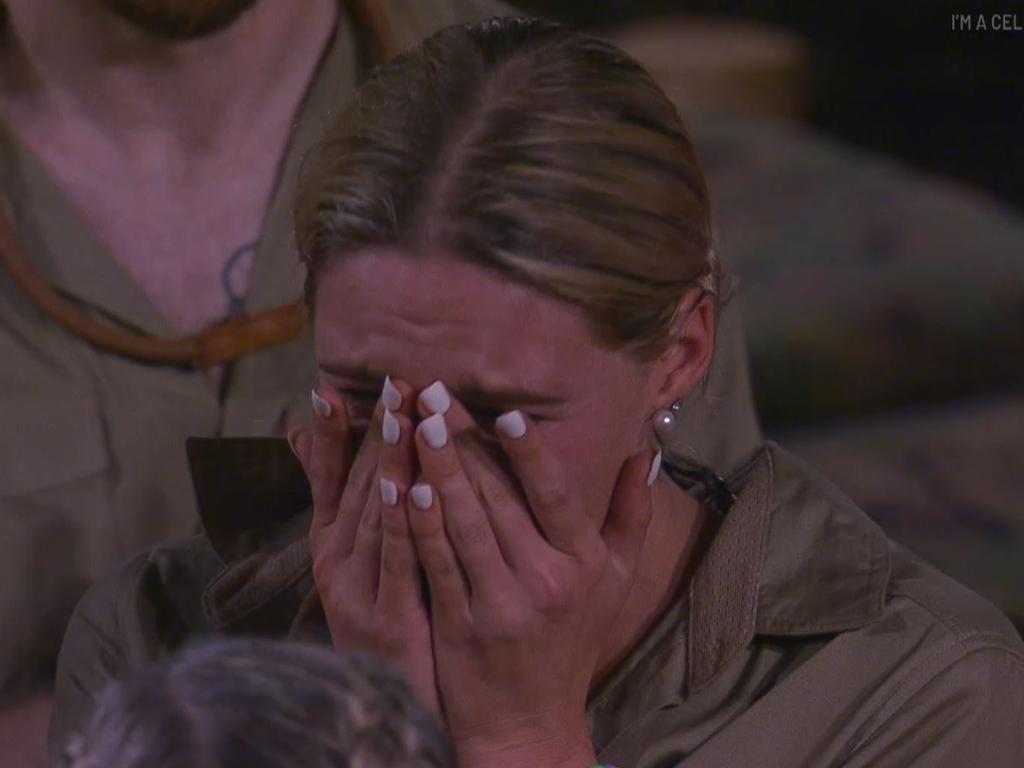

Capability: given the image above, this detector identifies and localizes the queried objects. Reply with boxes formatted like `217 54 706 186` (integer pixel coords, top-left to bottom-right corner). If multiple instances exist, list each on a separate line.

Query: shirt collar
591 441 891 740
186 436 315 634
186 437 311 564
690 442 890 692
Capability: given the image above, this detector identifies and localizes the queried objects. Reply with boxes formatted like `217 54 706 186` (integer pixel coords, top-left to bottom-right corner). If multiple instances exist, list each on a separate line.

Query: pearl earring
653 401 682 439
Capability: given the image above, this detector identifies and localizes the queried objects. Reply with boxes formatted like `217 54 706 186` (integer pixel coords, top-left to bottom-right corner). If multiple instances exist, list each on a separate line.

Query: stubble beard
96 0 262 40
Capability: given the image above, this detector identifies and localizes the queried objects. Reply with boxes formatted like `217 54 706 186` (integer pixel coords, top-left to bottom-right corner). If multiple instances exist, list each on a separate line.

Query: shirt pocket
0 391 108 499
0 391 112 689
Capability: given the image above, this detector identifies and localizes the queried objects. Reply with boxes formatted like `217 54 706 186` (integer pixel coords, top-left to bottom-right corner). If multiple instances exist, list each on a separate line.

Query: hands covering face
291 378 659 768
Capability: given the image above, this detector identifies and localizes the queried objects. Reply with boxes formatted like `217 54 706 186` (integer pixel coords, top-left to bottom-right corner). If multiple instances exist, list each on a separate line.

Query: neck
592 475 715 692
0 0 338 152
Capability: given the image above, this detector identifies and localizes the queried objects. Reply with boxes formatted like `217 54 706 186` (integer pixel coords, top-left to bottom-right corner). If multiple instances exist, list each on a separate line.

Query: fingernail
286 428 307 460
382 409 400 445
380 478 398 507
495 410 527 439
647 449 663 488
382 376 402 411
419 381 451 415
419 413 448 449
410 484 433 510
311 389 332 418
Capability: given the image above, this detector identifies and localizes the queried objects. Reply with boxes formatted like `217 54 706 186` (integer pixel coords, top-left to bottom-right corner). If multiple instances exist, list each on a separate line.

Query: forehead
312 248 602 390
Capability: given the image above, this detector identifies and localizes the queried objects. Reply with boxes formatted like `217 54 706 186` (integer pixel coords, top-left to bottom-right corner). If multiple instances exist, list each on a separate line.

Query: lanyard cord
0 0 400 369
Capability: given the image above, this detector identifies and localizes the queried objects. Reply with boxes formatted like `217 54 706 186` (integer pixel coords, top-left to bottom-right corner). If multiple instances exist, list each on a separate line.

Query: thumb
305 388 355 547
601 448 659 574
287 425 314 477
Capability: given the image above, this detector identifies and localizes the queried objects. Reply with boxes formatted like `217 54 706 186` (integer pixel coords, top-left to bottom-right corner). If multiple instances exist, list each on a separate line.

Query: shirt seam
836 584 1024 762
838 642 1024 763
887 587 1016 646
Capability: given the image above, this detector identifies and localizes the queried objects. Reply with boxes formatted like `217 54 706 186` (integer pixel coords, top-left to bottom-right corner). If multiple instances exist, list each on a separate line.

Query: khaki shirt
0 0 770 692
50 440 1024 766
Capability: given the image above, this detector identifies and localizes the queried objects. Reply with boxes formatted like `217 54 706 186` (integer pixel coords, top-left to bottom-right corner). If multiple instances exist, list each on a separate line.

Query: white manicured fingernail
311 389 332 418
382 409 400 445
380 478 398 507
382 376 402 411
419 413 448 449
419 381 451 415
495 410 527 439
646 449 662 488
411 484 433 510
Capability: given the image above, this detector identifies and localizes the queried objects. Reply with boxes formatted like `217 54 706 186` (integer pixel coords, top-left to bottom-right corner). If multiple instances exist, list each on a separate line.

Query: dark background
518 0 1024 212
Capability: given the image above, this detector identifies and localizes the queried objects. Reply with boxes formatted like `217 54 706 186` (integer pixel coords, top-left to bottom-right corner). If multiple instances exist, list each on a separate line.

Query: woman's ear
651 289 716 408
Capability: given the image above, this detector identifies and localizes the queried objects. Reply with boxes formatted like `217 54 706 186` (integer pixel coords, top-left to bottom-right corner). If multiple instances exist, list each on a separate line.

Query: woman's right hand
290 378 440 715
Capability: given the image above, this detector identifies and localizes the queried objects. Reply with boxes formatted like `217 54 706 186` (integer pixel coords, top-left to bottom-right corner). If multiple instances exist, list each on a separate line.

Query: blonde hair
296 16 718 361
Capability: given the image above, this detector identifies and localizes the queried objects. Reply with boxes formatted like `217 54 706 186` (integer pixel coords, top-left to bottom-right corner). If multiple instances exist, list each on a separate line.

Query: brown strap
0 0 399 368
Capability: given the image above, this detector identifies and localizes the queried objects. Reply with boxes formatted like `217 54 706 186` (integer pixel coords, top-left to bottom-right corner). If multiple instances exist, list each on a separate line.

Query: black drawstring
662 459 737 519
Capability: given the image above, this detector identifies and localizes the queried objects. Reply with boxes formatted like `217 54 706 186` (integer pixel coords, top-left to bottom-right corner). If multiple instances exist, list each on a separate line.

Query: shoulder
769 442 1022 656
886 537 1022 651
840 555 1024 765
67 534 220 648
767 444 1024 762
865 542 1024 717
49 535 220 756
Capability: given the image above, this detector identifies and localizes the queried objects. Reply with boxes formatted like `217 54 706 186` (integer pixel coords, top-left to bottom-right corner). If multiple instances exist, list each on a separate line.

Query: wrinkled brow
316 361 567 408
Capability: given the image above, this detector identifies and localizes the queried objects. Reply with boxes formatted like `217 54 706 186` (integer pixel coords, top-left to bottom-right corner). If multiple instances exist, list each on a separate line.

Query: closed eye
471 408 549 430
332 388 377 423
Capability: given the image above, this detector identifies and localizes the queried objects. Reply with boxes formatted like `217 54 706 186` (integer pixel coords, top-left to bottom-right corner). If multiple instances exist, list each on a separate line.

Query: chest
5 113 291 335
58 153 278 334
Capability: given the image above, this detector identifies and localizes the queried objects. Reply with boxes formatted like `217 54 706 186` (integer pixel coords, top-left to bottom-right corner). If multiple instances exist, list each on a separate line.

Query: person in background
0 0 553 763
53 17 1023 768
58 638 450 768
0 4 763 762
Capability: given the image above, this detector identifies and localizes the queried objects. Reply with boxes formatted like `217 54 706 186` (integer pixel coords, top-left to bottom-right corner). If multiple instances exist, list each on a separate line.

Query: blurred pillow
690 115 1024 425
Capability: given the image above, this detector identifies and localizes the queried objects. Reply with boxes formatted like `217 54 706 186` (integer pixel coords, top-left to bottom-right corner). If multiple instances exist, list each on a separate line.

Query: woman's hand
291 379 441 715
405 388 657 768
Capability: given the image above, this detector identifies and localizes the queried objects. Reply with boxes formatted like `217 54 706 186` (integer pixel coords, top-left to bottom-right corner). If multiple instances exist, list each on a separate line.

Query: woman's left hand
406 395 657 768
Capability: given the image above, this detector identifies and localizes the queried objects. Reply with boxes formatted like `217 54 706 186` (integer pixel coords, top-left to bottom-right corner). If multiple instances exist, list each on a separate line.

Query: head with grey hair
60 638 450 768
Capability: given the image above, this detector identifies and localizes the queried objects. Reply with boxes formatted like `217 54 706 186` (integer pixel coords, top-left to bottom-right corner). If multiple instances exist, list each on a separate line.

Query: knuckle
380 548 407 578
578 534 608 573
337 496 362 529
528 566 572 613
479 600 530 641
409 503 443 536
363 613 397 646
381 504 410 538
433 458 464 486
539 481 570 511
455 514 492 550
311 549 336 588
479 478 516 510
424 548 456 578
359 504 383 535
376 625 406 653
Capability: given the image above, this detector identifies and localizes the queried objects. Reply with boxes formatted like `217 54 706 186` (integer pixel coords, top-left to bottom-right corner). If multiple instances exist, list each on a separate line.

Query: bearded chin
99 0 262 40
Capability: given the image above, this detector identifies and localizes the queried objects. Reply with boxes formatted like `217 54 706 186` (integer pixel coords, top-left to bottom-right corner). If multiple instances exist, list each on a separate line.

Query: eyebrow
317 360 567 408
